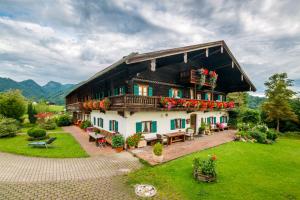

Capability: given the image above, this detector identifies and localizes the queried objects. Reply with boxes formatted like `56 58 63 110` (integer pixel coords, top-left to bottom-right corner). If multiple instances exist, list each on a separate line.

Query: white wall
90 110 228 138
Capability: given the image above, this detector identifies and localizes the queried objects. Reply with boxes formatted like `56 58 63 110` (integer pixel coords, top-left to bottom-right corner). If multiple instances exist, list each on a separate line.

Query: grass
0 132 88 158
19 124 63 133
127 136 300 200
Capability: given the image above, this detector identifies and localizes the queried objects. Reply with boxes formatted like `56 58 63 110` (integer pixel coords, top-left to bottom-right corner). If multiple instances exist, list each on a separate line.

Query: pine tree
262 73 298 131
28 102 37 124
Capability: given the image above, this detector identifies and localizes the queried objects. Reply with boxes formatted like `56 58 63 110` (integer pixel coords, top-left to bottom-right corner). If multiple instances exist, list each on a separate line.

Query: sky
0 0 300 96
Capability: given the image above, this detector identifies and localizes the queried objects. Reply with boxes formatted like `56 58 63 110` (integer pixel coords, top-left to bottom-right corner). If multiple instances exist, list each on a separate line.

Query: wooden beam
150 59 156 71
232 61 234 68
241 74 244 81
221 45 223 53
184 52 188 63
206 48 209 57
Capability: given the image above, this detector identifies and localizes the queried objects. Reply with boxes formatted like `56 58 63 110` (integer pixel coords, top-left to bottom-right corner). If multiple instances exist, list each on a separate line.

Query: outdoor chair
28 137 57 148
185 128 195 140
156 134 168 146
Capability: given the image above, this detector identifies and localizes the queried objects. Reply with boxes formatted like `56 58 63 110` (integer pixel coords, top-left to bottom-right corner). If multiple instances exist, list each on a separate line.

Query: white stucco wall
90 110 228 138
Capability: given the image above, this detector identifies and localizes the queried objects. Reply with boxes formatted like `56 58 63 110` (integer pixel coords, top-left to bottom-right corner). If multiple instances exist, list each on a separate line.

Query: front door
190 114 197 134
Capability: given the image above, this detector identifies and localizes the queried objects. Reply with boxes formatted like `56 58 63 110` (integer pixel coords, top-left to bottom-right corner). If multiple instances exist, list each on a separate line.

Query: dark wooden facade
66 41 255 112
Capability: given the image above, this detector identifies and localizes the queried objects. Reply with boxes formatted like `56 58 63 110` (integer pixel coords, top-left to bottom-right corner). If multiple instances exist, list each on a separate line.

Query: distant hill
0 77 75 105
248 95 266 109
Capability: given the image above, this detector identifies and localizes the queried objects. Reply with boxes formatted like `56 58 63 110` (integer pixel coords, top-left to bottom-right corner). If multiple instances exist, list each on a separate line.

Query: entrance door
190 114 197 134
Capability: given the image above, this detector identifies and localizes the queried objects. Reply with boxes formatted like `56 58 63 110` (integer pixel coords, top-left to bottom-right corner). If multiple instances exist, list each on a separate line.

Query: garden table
163 132 186 145
88 132 105 146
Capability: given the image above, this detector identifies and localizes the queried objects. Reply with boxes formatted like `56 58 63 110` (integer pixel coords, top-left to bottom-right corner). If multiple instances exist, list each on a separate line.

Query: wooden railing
66 102 83 112
180 69 213 86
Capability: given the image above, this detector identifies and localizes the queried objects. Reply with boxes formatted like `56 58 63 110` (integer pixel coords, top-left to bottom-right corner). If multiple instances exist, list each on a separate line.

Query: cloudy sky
0 0 300 95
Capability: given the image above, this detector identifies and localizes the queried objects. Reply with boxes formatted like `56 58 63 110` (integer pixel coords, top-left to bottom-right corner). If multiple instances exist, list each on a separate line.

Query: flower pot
194 170 216 182
114 147 123 153
137 139 147 148
152 153 164 163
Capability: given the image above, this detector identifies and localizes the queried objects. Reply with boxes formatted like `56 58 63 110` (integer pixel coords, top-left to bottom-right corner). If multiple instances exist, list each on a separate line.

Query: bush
126 133 142 147
237 123 251 131
112 134 124 148
249 130 267 144
266 129 278 141
0 118 20 137
240 108 260 124
153 142 163 156
39 119 56 130
27 102 37 124
228 109 239 128
0 90 26 120
56 114 72 127
254 124 269 132
80 120 92 129
193 155 217 178
27 128 46 139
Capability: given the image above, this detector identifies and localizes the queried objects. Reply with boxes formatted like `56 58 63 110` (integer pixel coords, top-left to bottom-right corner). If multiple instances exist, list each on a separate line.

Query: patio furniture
143 133 158 145
100 130 115 145
156 134 168 146
88 132 105 146
210 124 219 132
163 132 185 145
97 138 107 148
185 128 195 140
28 137 57 148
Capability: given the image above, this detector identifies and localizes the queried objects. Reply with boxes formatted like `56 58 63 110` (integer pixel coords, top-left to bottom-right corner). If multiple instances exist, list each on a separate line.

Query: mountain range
0 77 75 105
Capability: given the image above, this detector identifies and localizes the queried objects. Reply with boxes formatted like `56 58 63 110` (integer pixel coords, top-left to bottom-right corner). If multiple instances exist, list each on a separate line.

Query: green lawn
0 132 88 158
127 137 300 200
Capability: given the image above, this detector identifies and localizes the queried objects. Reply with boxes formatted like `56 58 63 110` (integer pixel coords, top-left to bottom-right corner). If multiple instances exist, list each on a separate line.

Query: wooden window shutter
220 116 223 123
136 122 142 132
178 90 183 98
148 86 153 96
93 117 96 125
100 118 103 128
168 88 173 97
181 119 186 128
109 120 112 131
170 119 175 130
207 117 210 124
151 121 157 133
115 121 118 132
205 93 208 100
214 117 216 124
134 84 139 96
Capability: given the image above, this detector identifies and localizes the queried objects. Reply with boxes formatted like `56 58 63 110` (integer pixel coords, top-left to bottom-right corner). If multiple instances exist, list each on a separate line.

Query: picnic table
88 132 105 146
163 132 186 145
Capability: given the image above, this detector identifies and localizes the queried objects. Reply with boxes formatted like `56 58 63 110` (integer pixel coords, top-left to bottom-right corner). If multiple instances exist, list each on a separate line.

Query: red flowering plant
223 102 228 108
83 102 88 109
92 100 99 109
35 112 53 124
217 102 224 109
209 70 218 89
87 100 93 109
228 101 235 109
99 98 111 111
198 68 209 86
193 154 217 182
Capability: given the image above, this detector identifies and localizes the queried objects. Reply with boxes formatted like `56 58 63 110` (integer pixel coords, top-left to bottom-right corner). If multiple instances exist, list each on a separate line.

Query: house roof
66 40 256 97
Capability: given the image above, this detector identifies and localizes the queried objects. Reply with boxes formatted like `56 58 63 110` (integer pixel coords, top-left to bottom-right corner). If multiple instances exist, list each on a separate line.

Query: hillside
0 77 75 105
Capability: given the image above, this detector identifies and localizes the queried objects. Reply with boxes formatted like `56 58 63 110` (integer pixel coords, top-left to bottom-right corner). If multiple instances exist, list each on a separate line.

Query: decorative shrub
237 123 251 131
249 130 267 144
193 155 217 180
266 129 278 141
112 134 125 148
56 114 72 126
80 120 92 129
240 108 260 124
27 128 46 139
0 118 20 138
127 133 142 147
39 119 56 130
153 143 163 156
254 124 269 133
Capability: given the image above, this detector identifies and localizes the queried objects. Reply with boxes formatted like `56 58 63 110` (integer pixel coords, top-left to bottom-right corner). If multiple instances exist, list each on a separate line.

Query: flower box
193 170 216 182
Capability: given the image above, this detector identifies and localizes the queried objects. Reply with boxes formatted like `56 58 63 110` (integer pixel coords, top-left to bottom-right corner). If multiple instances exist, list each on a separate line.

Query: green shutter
220 116 223 123
136 122 142 133
109 120 112 131
151 121 157 133
114 88 118 96
181 119 186 128
179 90 183 98
93 117 96 125
217 95 221 101
170 119 175 130
115 121 118 132
134 84 139 95
168 88 173 97
207 117 211 124
148 86 153 96
205 93 208 100
100 118 103 128
214 117 216 124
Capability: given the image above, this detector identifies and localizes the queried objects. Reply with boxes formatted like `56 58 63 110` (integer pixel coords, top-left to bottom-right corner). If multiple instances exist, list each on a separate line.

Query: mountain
248 95 266 109
0 77 75 105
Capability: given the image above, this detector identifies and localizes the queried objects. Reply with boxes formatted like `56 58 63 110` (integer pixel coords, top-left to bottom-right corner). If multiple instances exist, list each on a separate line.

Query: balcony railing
66 94 236 112
180 69 213 86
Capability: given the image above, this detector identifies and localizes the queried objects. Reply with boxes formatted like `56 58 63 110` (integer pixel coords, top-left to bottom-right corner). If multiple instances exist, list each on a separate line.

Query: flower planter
152 153 164 163
137 139 147 148
193 170 216 182
114 147 123 153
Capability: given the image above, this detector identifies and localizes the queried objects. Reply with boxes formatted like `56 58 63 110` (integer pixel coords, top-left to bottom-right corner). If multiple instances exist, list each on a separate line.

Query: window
134 84 153 96
139 85 148 96
136 121 157 133
220 116 228 123
170 118 186 130
97 118 103 128
109 120 118 132
207 116 216 124
169 88 182 98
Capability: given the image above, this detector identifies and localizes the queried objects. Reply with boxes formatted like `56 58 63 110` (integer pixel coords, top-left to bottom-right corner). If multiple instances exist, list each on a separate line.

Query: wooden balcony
66 94 236 112
180 69 213 86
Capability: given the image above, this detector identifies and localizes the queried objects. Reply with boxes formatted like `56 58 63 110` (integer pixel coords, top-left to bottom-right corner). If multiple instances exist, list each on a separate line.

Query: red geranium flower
211 154 217 161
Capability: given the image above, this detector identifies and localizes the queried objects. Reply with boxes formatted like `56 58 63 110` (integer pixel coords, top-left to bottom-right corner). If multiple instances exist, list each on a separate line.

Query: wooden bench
100 129 115 145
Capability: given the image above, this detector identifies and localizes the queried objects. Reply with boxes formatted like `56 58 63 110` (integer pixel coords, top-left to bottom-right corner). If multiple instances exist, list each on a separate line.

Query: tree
27 102 37 124
227 92 249 109
0 90 26 121
262 73 298 131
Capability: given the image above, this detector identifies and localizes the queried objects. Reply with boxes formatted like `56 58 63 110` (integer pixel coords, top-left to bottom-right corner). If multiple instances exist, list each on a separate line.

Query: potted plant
112 134 124 153
193 155 217 182
126 133 141 149
152 142 163 163
198 122 206 136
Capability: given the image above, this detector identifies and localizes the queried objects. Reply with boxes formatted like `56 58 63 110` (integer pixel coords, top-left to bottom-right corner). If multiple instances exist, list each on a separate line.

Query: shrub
126 133 142 147
80 120 92 129
39 119 56 130
56 114 72 126
112 134 125 148
237 123 250 131
27 102 37 124
249 130 267 143
153 143 163 156
254 124 269 133
193 155 217 178
0 118 20 138
240 108 261 124
0 90 26 120
27 128 46 139
266 129 278 141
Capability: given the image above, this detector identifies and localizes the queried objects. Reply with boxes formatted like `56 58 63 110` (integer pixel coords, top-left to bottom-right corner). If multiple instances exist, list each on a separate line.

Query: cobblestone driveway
0 152 142 199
